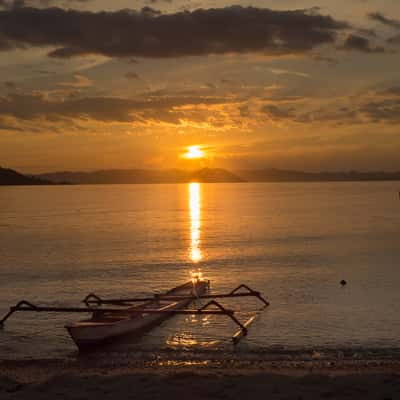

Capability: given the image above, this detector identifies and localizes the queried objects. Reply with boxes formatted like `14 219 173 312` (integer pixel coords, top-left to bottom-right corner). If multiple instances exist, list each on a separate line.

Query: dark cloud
238 105 249 117
368 12 400 29
262 104 295 119
260 102 361 125
144 0 172 4
369 12 400 45
204 82 217 89
38 69 56 74
296 107 360 124
0 0 91 9
0 92 234 125
311 53 338 65
125 71 140 79
378 86 400 96
341 34 385 53
0 6 349 59
220 78 232 84
356 28 377 38
260 87 400 125
0 117 23 131
4 80 16 88
0 0 19 8
387 33 400 44
360 98 400 124
177 2 202 12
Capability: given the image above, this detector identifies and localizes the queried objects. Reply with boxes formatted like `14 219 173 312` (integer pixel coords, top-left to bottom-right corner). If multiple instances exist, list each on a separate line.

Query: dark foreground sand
1 359 400 399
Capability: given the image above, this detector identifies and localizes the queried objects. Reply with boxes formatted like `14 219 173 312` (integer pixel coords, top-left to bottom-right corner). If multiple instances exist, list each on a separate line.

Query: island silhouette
2 166 400 185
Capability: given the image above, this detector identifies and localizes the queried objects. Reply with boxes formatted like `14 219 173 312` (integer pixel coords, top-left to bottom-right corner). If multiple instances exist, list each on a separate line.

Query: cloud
259 87 400 126
341 34 385 53
0 6 349 59
0 116 23 130
4 80 16 89
311 53 338 65
360 98 400 124
125 71 140 80
366 13 400 46
388 34 400 44
356 28 378 38
58 74 92 87
144 0 171 4
238 105 249 117
380 87 400 96
0 91 238 128
368 12 400 29
296 106 360 124
38 69 56 74
0 0 91 9
262 104 295 119
269 68 310 78
260 101 361 125
204 82 216 89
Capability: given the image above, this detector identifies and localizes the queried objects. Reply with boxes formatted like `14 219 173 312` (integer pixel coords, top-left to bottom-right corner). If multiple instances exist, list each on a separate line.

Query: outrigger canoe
66 279 208 349
0 275 269 349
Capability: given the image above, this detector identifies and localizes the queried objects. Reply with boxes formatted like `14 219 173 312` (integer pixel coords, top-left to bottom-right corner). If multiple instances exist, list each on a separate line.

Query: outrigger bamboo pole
0 300 132 327
83 284 269 307
1 284 269 344
0 300 249 342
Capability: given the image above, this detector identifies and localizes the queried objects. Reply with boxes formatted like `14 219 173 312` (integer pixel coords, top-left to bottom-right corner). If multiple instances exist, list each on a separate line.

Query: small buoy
340 280 347 286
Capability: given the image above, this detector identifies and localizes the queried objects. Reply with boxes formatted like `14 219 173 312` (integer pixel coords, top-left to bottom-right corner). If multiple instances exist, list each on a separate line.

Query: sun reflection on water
166 330 220 348
189 182 202 263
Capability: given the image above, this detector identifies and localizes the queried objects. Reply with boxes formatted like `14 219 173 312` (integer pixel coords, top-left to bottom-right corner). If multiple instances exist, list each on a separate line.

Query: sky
0 0 399 173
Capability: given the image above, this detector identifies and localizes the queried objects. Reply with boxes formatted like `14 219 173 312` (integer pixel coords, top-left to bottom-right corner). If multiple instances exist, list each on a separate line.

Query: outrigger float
0 273 269 350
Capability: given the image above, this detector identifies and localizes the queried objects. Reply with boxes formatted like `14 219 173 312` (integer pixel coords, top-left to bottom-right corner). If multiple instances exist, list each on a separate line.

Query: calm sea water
1 182 400 361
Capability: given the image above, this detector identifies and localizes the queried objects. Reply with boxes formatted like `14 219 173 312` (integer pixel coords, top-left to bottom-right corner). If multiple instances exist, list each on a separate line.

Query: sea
1 182 400 362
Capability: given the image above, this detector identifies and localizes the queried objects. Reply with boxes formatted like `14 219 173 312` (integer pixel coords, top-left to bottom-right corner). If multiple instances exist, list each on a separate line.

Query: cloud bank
0 6 349 58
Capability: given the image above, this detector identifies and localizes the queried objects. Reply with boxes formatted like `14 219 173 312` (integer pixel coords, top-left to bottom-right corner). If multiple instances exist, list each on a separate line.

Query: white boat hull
65 280 208 350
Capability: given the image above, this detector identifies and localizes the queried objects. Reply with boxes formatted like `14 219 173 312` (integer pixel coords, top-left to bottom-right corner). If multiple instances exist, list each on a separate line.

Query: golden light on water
183 145 204 159
190 269 204 285
189 182 202 263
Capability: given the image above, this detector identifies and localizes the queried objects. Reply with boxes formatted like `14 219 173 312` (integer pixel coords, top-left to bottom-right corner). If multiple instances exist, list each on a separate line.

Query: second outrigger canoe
66 279 209 349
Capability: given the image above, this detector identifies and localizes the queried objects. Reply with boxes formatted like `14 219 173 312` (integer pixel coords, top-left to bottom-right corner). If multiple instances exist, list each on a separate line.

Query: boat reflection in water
189 182 202 263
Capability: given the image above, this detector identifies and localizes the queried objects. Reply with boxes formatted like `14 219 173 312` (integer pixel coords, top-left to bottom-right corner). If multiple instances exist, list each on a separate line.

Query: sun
183 145 204 159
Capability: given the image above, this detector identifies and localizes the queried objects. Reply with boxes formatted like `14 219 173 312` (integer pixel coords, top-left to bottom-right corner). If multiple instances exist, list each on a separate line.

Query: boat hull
65 280 208 350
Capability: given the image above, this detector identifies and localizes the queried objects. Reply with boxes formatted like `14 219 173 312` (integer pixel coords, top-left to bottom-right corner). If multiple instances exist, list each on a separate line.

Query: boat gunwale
65 281 201 329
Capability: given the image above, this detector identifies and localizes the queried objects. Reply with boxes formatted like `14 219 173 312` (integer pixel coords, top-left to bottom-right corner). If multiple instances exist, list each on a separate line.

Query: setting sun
183 146 204 159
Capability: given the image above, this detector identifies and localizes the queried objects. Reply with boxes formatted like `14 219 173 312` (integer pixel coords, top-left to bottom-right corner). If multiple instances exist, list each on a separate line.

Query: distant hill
7 166 400 186
238 169 400 182
0 167 55 185
38 168 243 184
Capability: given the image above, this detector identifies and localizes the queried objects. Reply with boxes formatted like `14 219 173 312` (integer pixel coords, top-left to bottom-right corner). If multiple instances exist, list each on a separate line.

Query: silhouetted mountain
33 167 400 185
238 168 400 182
190 168 243 183
38 168 243 184
0 167 55 185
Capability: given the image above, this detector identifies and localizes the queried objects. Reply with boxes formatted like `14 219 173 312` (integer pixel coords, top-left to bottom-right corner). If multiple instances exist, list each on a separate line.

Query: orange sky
0 0 400 173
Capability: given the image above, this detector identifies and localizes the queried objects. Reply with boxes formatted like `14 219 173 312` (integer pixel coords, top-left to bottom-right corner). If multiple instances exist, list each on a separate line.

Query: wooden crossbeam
83 285 269 307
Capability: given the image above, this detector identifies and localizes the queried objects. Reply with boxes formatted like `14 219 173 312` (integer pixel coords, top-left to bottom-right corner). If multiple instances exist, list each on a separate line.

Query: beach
2 359 400 399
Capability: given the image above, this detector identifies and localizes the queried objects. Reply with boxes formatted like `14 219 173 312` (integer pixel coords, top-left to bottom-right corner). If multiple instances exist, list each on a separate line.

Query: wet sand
2 359 400 399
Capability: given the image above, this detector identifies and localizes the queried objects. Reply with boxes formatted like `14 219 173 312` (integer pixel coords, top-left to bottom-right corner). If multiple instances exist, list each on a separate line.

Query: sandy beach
2 359 400 399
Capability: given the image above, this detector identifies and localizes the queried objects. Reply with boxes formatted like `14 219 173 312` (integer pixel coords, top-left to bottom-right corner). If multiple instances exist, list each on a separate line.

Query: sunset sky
0 0 399 173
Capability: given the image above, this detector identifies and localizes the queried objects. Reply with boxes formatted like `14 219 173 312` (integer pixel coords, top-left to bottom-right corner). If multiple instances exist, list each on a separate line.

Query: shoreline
2 358 400 399
3 357 400 376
